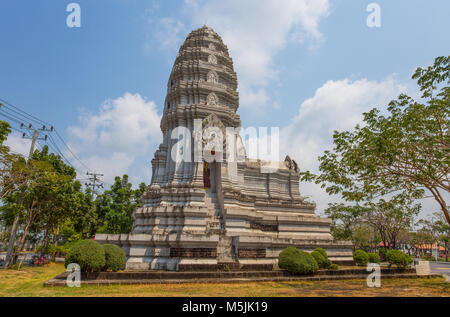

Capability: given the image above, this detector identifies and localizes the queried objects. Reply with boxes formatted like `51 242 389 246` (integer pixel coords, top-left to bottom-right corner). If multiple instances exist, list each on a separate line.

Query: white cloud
147 0 331 109
4 132 33 157
280 76 409 214
155 18 187 51
67 92 162 184
185 0 330 109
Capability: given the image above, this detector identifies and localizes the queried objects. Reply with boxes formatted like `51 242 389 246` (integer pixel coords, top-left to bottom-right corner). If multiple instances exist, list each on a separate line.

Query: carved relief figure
208 54 217 65
207 71 218 83
206 92 219 106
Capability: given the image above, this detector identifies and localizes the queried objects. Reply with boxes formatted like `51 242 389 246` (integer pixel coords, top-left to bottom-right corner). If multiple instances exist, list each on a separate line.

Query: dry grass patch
0 263 448 297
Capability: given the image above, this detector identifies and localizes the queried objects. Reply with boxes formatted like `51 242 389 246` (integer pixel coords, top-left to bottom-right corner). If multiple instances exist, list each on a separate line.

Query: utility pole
85 171 104 197
4 124 51 268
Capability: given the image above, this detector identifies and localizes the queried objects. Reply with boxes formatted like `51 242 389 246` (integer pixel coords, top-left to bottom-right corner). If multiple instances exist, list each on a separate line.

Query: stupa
96 26 353 270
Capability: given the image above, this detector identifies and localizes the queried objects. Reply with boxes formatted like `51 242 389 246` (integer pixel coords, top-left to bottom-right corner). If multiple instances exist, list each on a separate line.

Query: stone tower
96 26 353 270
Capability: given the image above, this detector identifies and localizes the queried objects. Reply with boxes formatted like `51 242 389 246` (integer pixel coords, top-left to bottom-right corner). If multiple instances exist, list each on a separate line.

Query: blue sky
0 0 449 216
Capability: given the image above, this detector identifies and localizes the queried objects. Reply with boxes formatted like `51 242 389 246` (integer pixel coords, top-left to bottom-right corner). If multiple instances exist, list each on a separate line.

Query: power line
0 96 94 175
46 134 85 175
85 171 104 196
54 129 92 172
0 110 23 125
1 104 41 127
0 97 51 126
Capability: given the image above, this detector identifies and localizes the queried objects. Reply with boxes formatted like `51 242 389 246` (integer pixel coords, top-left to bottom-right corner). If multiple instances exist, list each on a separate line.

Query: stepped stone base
95 232 354 271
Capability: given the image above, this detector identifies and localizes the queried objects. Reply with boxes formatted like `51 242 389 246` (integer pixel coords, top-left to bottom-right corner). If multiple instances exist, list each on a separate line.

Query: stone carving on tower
96 26 353 271
207 71 218 83
206 93 219 106
208 54 217 65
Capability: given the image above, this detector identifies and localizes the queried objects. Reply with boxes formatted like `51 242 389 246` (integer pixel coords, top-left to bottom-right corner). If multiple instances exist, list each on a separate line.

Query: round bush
314 248 328 259
368 252 380 264
353 250 370 265
386 250 413 268
64 239 105 272
103 244 126 272
278 247 319 275
329 263 339 270
311 250 331 269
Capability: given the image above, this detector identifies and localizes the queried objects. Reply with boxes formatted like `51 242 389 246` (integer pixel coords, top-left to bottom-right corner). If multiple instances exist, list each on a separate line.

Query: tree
324 203 368 246
364 195 420 250
0 145 82 262
96 175 148 234
0 106 29 202
325 194 419 251
31 146 81 256
0 104 11 144
301 56 450 224
4 159 65 256
417 212 450 260
60 188 97 242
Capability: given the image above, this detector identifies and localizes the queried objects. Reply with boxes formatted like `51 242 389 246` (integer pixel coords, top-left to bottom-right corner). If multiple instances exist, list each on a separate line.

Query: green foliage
329 263 339 270
386 250 413 268
311 250 331 269
50 242 76 257
103 244 126 272
314 248 328 259
278 247 319 275
368 253 380 263
353 249 369 265
64 239 105 272
0 126 148 260
311 248 332 269
379 247 388 260
96 175 148 234
36 244 56 255
301 56 450 225
0 104 11 145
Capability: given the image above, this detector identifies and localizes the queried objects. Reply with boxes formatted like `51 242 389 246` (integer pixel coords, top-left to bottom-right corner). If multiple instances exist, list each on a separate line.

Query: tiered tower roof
161 26 241 130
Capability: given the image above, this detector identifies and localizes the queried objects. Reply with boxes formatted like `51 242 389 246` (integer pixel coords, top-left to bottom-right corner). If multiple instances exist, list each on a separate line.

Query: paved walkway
430 261 450 277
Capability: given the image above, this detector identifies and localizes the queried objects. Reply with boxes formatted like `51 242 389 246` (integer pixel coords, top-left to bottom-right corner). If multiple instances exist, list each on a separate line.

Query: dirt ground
0 263 449 297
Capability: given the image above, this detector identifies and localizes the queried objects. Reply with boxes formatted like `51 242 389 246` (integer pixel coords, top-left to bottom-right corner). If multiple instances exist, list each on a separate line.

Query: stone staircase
205 192 225 233
204 191 238 267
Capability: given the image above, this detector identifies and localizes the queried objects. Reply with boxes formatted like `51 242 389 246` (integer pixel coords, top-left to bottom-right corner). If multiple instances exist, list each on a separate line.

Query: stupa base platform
95 232 354 271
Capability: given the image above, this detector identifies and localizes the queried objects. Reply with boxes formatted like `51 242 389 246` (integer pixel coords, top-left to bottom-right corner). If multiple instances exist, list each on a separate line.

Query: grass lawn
0 263 449 297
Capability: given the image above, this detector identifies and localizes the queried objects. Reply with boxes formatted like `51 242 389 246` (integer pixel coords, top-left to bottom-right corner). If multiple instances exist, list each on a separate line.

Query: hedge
368 252 380 264
64 239 105 272
103 244 126 272
386 250 413 268
311 249 331 269
353 250 370 265
278 247 318 275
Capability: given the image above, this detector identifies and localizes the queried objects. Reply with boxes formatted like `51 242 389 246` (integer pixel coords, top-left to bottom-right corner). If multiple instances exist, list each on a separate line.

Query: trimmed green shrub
353 250 369 265
278 247 319 275
329 263 339 270
103 244 126 272
314 248 328 259
64 239 105 272
368 253 380 264
311 250 331 269
386 250 413 268
379 247 388 260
